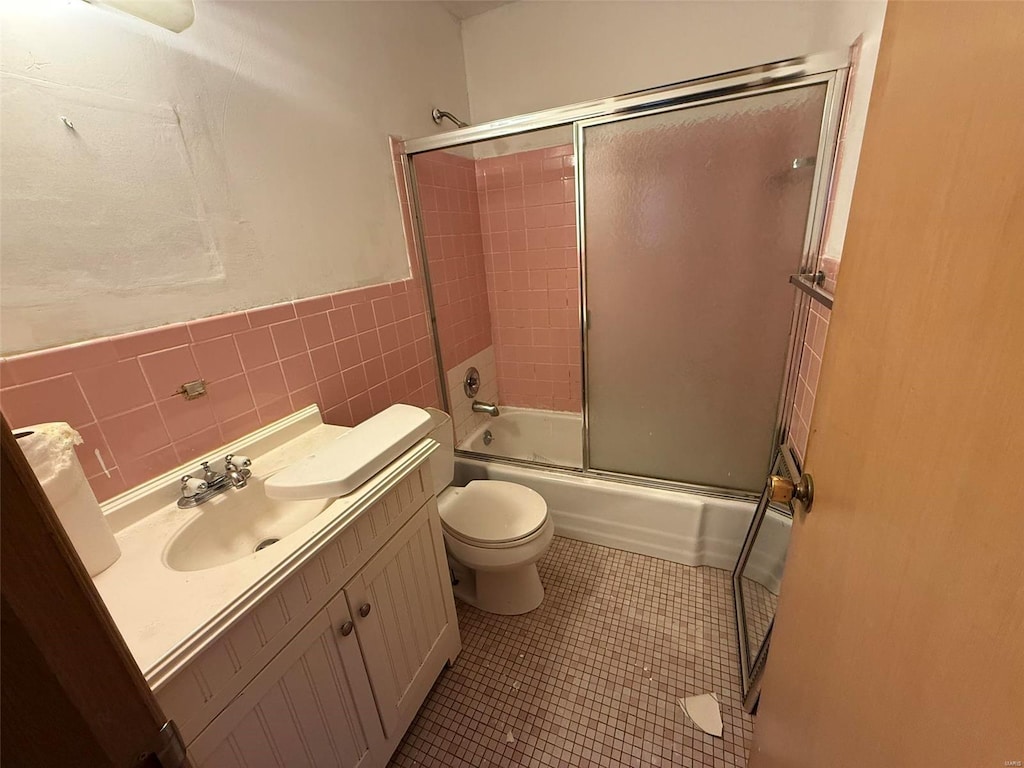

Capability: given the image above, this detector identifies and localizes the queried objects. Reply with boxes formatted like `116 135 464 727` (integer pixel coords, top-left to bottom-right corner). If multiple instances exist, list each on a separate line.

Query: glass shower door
580 84 829 492
409 126 584 469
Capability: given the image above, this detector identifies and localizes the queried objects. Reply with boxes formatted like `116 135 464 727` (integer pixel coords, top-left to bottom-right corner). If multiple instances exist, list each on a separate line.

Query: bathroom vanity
92 406 461 767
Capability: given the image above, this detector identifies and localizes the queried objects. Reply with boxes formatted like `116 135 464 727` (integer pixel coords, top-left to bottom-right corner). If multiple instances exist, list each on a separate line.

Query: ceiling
439 1 515 21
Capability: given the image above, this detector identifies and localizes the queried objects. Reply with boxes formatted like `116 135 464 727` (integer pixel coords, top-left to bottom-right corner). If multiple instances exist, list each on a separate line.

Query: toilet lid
438 481 547 545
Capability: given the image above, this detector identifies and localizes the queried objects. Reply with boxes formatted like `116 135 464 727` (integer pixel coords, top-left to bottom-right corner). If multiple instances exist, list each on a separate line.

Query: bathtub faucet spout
472 400 500 417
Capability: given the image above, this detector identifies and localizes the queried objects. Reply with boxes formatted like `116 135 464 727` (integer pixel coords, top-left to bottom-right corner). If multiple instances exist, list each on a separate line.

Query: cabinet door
344 501 459 739
188 591 386 768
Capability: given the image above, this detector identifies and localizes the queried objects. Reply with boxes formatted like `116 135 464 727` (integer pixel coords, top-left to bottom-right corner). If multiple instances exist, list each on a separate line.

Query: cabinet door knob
358 603 371 618
339 620 354 636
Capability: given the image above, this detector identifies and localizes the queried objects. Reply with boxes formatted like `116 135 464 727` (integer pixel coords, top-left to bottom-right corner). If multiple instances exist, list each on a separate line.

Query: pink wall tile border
0 279 439 503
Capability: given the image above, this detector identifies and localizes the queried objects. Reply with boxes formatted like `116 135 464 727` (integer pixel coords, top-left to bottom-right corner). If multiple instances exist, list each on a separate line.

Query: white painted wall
462 1 884 122
2 0 884 355
461 0 887 257
0 0 468 354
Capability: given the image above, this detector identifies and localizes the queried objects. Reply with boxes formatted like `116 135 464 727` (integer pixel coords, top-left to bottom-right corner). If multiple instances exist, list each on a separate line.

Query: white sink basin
164 486 334 572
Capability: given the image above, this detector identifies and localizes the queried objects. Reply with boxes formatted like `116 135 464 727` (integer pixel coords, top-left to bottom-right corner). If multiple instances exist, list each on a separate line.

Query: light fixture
81 0 195 33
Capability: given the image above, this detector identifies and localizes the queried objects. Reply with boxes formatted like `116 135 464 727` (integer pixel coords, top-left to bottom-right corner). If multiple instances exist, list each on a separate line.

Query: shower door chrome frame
731 448 799 710
400 52 849 500
574 71 847 493
399 150 453 416
402 50 849 155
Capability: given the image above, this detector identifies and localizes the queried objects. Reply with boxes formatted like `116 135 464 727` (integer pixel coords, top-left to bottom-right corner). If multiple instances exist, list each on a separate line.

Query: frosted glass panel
411 126 583 468
583 85 827 491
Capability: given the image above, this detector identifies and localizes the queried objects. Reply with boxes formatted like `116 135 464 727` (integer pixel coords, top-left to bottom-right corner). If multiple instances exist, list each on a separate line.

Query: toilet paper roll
16 422 121 577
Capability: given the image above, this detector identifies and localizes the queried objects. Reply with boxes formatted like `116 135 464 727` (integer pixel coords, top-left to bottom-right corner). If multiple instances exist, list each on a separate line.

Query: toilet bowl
426 408 553 615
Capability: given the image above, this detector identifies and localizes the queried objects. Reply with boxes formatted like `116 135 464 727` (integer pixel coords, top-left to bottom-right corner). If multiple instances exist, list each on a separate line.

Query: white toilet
426 408 554 615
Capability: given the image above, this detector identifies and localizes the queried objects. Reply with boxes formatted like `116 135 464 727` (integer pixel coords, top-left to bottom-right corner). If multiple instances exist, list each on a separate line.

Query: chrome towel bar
789 272 834 309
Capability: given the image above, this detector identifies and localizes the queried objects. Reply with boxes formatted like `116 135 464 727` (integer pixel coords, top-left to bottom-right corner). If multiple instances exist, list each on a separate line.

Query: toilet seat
438 481 548 549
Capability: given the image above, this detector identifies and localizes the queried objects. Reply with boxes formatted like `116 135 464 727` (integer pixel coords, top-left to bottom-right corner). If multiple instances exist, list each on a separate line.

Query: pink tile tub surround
414 151 494 372
0 280 439 502
476 145 582 412
789 289 831 462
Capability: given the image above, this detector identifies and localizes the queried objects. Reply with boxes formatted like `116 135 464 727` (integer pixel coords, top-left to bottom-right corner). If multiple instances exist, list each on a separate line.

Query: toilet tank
425 408 454 494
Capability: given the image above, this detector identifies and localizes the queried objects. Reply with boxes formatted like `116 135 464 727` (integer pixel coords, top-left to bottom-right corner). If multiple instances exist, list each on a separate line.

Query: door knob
339 620 354 636
359 603 372 618
768 472 814 512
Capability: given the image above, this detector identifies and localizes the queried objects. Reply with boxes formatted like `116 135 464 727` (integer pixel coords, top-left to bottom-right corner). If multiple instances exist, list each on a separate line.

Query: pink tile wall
415 151 493 372
0 280 439 502
476 145 582 412
789 299 830 462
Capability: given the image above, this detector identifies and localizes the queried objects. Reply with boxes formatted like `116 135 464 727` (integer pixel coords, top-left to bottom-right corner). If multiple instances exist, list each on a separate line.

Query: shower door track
452 447 764 503
400 51 850 500
402 51 849 155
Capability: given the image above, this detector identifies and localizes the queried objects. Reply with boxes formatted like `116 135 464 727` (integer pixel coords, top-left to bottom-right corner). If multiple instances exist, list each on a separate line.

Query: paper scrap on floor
679 693 723 737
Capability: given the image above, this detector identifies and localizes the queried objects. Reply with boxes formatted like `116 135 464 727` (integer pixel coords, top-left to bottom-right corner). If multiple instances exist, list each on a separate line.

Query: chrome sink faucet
178 454 252 508
471 400 500 417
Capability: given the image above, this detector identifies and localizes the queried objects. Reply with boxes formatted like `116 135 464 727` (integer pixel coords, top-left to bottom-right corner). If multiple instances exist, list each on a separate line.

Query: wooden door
188 590 385 768
343 501 459 741
750 3 1024 767
0 416 180 767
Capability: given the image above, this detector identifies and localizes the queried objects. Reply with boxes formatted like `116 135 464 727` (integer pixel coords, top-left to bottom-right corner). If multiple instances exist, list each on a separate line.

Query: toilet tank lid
265 404 432 500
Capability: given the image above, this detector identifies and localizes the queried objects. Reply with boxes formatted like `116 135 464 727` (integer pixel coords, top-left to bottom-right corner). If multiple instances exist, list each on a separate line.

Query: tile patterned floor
389 537 755 768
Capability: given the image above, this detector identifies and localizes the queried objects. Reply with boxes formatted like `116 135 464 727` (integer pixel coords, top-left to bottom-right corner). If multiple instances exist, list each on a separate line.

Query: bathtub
454 456 760 570
459 407 583 468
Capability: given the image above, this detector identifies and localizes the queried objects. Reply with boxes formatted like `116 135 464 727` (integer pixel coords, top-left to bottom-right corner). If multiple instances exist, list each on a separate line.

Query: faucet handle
180 475 208 498
225 454 251 470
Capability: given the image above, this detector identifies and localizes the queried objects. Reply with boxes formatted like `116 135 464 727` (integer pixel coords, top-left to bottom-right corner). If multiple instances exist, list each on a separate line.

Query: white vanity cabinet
153 460 460 768
188 590 385 767
341 496 454 740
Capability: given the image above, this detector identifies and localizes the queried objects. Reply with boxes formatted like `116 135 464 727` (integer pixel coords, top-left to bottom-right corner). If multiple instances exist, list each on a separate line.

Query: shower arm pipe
405 49 849 155
431 108 468 128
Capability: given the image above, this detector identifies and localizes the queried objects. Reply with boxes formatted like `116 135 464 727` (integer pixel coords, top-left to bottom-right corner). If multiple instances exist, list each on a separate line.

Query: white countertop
92 406 435 689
